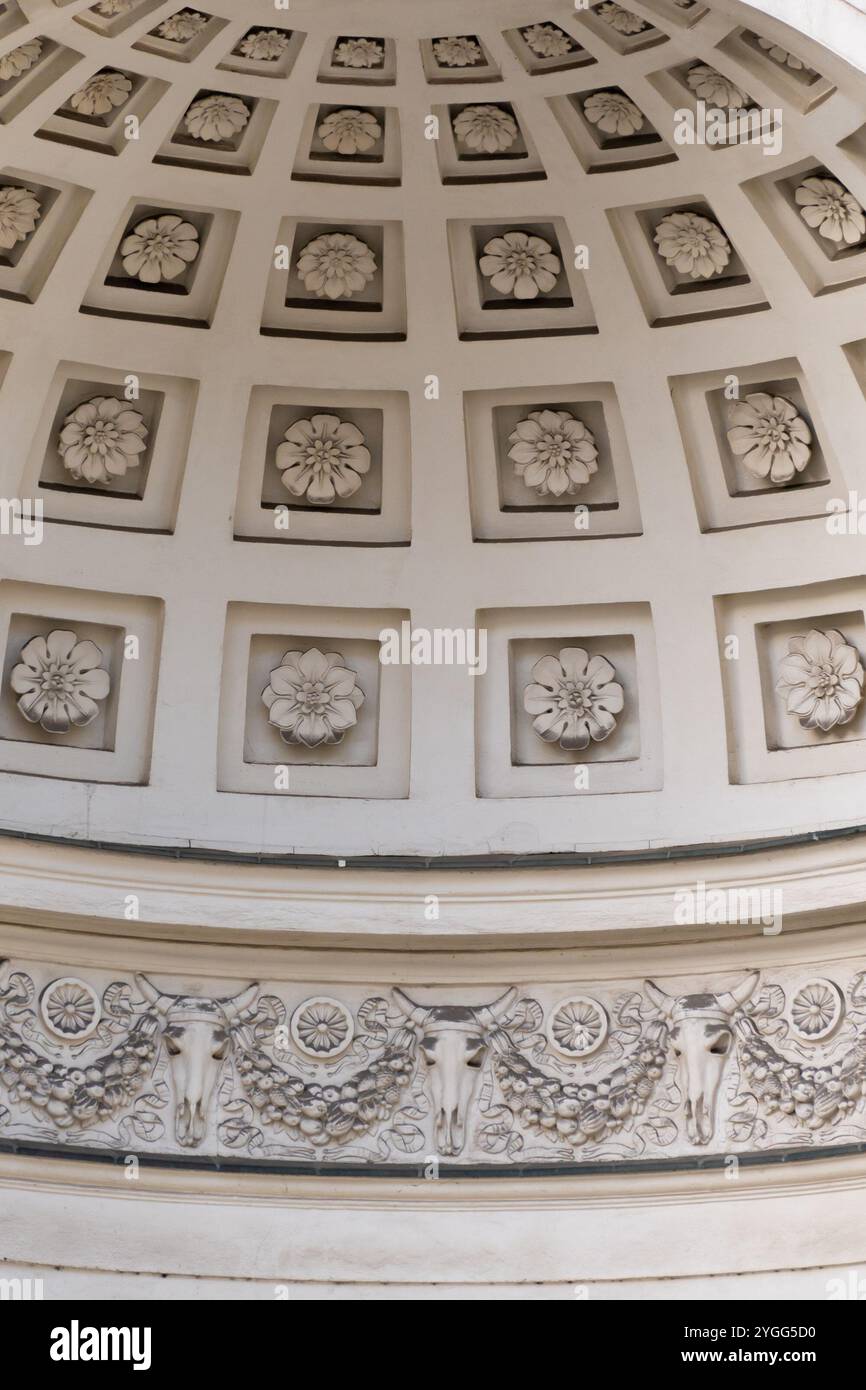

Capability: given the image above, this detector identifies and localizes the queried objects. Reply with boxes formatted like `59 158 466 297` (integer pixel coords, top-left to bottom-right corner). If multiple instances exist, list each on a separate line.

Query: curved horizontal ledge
1 826 865 945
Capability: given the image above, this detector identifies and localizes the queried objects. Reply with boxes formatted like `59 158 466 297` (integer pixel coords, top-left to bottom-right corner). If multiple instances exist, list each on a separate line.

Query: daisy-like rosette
239 28 289 61
58 395 148 486
0 39 42 82
521 23 575 58
508 410 599 496
479 230 561 300
262 648 365 747
598 4 648 35
69 70 132 117
775 629 865 733
333 38 383 68
296 231 376 300
95 0 133 15
524 648 624 751
686 64 750 110
120 213 199 284
316 108 382 155
276 413 371 504
158 10 208 43
726 392 812 486
795 176 866 246
184 93 250 142
0 185 40 250
653 210 731 279
583 90 644 137
433 35 482 67
10 630 111 734
452 104 518 154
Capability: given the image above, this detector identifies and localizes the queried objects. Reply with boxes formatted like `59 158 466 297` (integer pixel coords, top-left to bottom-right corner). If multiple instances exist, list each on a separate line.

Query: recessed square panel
154 88 276 175
0 35 81 122
503 20 595 75
133 9 227 62
317 35 396 86
716 26 835 114
217 26 305 79
37 66 168 156
0 168 91 304
420 34 500 84
579 4 668 56
548 86 675 173
434 102 544 185
292 104 401 186
742 158 866 296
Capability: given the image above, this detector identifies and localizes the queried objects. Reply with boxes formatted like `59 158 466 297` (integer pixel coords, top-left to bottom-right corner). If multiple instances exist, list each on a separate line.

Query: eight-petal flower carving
452 104 518 154
0 185 40 250
775 629 865 732
276 414 371 504
653 210 731 279
726 392 812 486
239 28 289 61
524 648 624 750
333 38 383 69
0 39 42 82
686 64 750 109
795 176 866 246
316 108 382 155
508 410 599 496
598 4 649 35
262 648 365 747
184 92 250 142
296 231 376 300
69 70 132 116
157 10 208 43
120 213 199 283
479 230 561 300
583 90 644 136
58 396 148 486
521 23 575 58
433 36 483 67
10 630 111 733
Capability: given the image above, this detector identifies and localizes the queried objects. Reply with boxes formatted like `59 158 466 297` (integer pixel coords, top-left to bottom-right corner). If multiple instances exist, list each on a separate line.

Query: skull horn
135 973 172 1016
392 988 431 1027
475 987 518 1028
220 982 259 1021
716 971 760 1015
644 979 674 1018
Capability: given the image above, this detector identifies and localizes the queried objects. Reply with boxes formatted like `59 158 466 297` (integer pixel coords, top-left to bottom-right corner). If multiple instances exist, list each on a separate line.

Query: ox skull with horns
136 975 258 1147
645 972 759 1146
394 987 516 1156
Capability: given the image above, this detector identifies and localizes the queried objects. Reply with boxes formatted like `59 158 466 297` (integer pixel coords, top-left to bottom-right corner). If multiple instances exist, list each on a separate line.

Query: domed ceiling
0 0 865 860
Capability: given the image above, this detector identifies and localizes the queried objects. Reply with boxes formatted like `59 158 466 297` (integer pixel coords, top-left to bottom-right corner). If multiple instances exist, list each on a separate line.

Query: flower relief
0 185 41 251
333 38 384 69
725 392 811 486
276 413 371 504
40 977 100 1041
789 979 843 1042
184 92 250 142
239 29 290 62
95 0 134 16
262 648 365 747
547 996 608 1058
508 410 599 496
755 35 814 73
775 629 865 733
453 105 518 155
296 231 376 300
686 64 751 111
58 396 148 486
433 36 483 68
583 90 644 137
157 10 209 44
795 176 866 248
597 4 650 36
0 39 42 83
479 230 561 300
10 629 111 734
523 647 624 750
653 210 731 279
290 997 354 1059
317 109 382 156
69 71 133 117
120 213 199 284
520 23 576 59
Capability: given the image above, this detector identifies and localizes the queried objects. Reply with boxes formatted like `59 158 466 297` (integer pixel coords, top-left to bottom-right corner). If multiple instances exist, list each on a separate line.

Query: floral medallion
69 71 132 117
788 979 843 1042
546 996 609 1058
521 23 576 58
795 176 866 248
239 29 289 62
524 648 624 751
120 214 199 284
686 64 750 110
479 231 561 300
333 38 383 69
0 40 42 82
296 232 376 300
290 996 354 1058
508 410 599 496
433 36 483 68
598 4 649 36
275 413 371 504
583 91 644 137
157 11 208 44
726 392 812 486
653 210 731 279
316 109 382 156
40 977 101 1041
756 36 812 72
58 396 148 486
776 629 865 733
0 186 41 250
184 93 250 142
262 648 365 747
10 630 111 734
453 105 518 155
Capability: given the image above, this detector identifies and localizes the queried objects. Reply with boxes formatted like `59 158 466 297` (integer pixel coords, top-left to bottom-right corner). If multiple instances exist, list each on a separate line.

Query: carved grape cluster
0 1016 158 1128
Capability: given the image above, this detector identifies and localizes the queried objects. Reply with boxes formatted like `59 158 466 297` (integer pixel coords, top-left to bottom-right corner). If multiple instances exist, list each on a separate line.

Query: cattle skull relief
393 986 517 1155
136 975 259 1147
644 972 759 1145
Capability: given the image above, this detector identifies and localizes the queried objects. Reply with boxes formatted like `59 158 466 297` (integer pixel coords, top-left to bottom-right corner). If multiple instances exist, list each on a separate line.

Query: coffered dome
1 0 865 861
